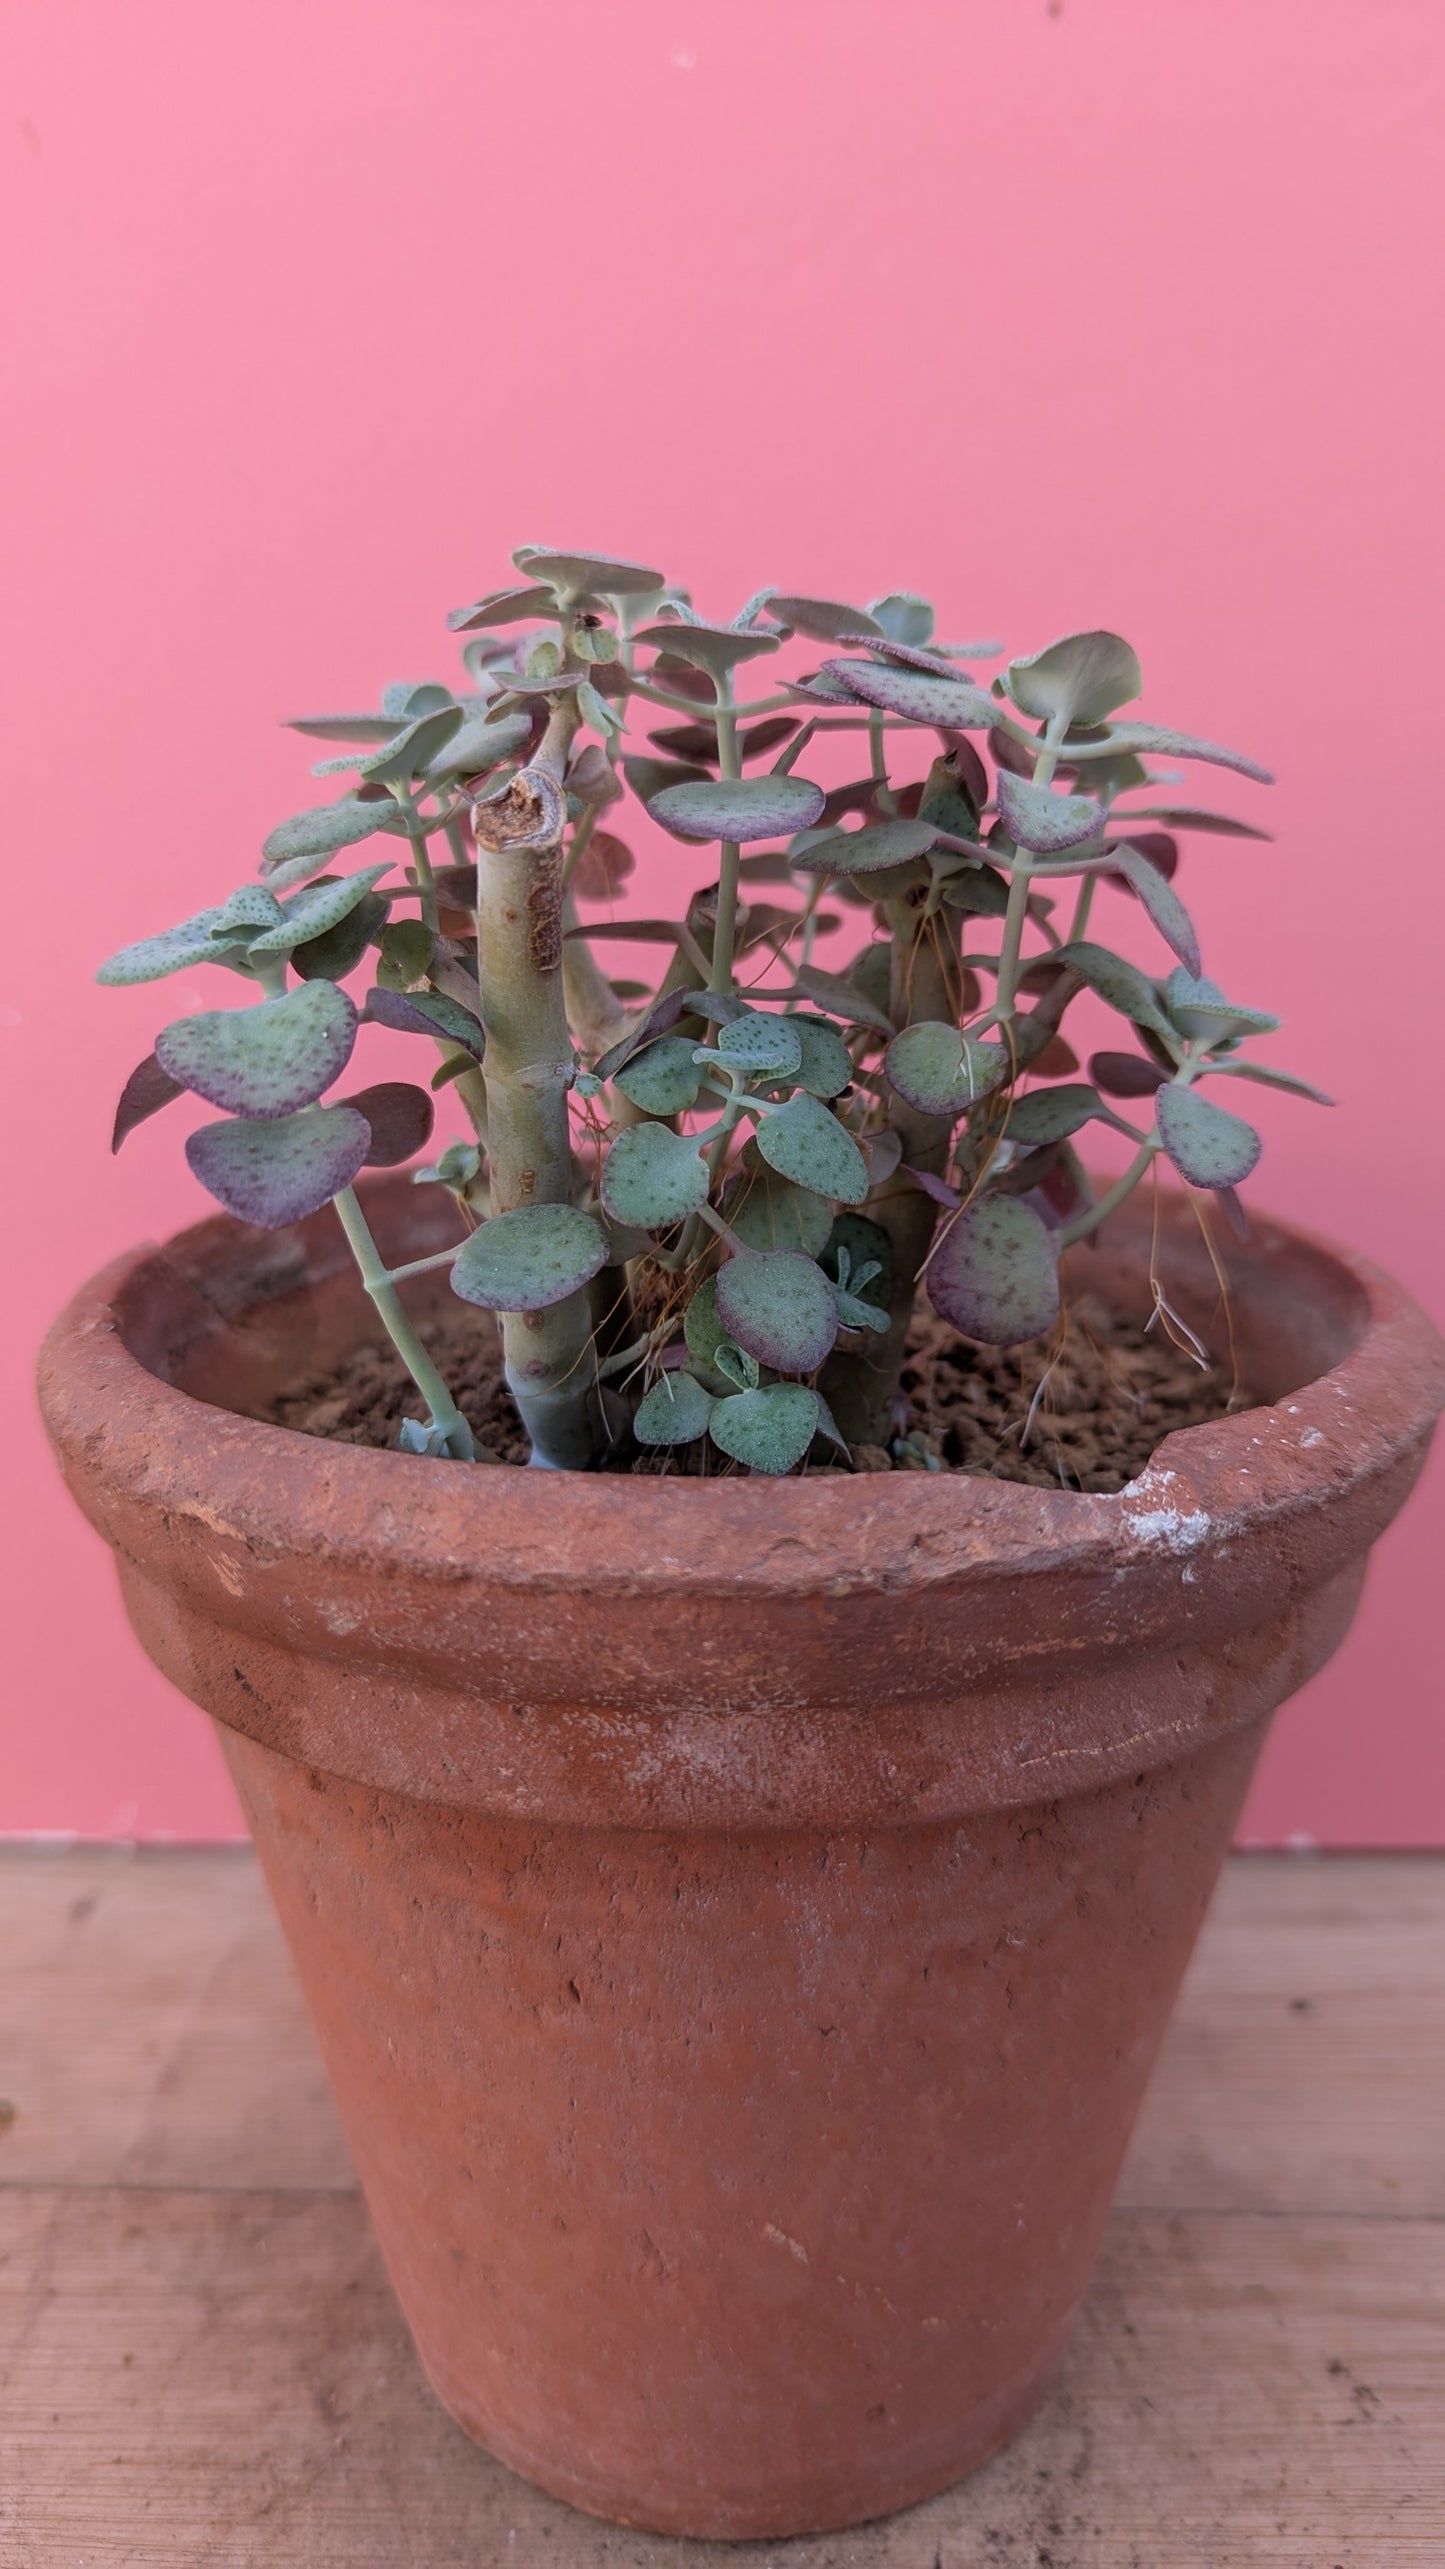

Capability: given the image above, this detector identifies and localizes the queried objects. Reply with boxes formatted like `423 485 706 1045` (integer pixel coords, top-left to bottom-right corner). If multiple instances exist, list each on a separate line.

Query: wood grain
2 1849 1442 2564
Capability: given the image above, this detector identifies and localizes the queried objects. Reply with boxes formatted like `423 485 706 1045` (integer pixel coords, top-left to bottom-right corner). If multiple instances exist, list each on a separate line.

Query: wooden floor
1 1850 1441 2568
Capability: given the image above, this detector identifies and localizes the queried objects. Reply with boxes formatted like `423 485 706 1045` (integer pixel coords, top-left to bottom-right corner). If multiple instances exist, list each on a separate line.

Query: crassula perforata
103 550 1325 1471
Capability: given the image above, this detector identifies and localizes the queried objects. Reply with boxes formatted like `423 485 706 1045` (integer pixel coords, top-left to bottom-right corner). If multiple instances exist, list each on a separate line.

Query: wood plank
4 1849 1443 2218
1 2186 1440 2566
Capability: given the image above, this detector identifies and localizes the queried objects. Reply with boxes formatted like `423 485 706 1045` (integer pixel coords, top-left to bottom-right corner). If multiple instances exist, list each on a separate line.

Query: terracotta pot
38 1178 1443 2540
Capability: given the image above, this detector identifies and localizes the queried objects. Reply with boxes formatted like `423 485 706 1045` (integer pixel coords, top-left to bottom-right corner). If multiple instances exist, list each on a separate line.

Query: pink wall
4 0 1442 1842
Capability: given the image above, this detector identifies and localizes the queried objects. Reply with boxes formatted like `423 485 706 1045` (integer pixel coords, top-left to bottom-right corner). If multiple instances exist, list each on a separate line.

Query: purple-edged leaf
600 1123 710 1229
820 658 997 729
716 1249 838 1375
788 1014 853 1099
356 705 464 784
753 1094 869 1204
995 768 1106 856
1155 1085 1262 1187
447 584 560 631
97 906 250 986
790 816 940 876
338 1081 434 1166
425 710 532 780
570 827 635 902
591 985 692 1082
260 796 405 884
290 890 390 983
1090 1049 1168 1099
1213 1186 1252 1241
1106 829 1179 883
634 1371 714 1446
1002 1083 1111 1146
885 1022 1008 1117
157 981 358 1119
785 670 865 707
1114 805 1273 841
362 985 486 1058
867 591 936 646
1110 844 1201 974
210 884 287 940
1204 1059 1335 1106
904 1164 962 1209
246 865 393 958
649 773 825 844
766 595 884 642
634 621 779 680
513 547 665 598
1051 942 1178 1043
186 1105 371 1228
707 1382 821 1475
111 1053 184 1152
862 1125 904 1186
786 963 893 1036
1064 725 1273 784
1162 968 1280 1044
1006 630 1142 727
929 1196 1061 1345
451 1204 609 1312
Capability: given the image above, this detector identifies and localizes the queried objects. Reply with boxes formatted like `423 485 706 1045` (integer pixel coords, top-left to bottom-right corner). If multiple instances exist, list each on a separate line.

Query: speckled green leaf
819 658 998 729
634 1370 715 1446
186 1105 372 1229
1162 968 1280 1044
823 1212 893 1310
157 981 358 1119
725 1158 835 1256
1063 725 1273 784
1002 1083 1110 1146
995 769 1106 856
260 796 404 881
766 595 883 642
683 1275 728 1374
929 1197 1061 1345
451 1204 609 1312
614 1036 704 1115
787 1015 852 1099
600 1122 710 1229
1156 1085 1262 1187
210 885 287 940
1006 630 1142 727
708 1382 821 1475
754 1094 869 1204
1051 942 1178 1043
97 906 249 986
885 1023 1008 1117
716 1250 838 1374
715 1010 804 1077
357 705 465 783
649 774 825 845
791 817 939 876
245 865 393 958
425 711 532 779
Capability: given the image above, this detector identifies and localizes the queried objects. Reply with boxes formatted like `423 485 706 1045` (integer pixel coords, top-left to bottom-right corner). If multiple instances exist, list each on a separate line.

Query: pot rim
39 1183 1445 1603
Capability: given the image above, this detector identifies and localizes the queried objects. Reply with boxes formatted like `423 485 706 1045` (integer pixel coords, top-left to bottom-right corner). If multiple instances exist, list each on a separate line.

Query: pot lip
38 1194 1445 1596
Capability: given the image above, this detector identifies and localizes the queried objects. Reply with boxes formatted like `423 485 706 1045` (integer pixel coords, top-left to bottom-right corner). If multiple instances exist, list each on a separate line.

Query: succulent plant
102 550 1319 1472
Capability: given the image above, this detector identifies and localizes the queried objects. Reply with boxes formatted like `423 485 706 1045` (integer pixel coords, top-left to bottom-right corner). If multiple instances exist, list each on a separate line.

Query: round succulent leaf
791 816 939 877
211 885 286 940
363 985 486 1058
1064 725 1273 784
683 1274 728 1375
634 1371 714 1446
451 1204 609 1312
1109 844 1201 975
97 906 250 987
600 1122 709 1229
822 1211 893 1310
111 1052 185 1152
766 595 883 642
633 621 780 683
995 769 1106 856
716 1250 838 1375
939 861 1010 918
621 753 712 805
356 705 464 784
1002 1083 1106 1146
156 980 358 1119
754 1093 869 1205
245 865 393 958
447 584 560 632
260 796 405 882
338 1081 434 1167
513 548 665 599
867 591 936 646
614 1036 704 1115
425 711 532 780
885 1023 1008 1118
715 1010 804 1077
186 1104 372 1229
788 961 893 1036
1090 1049 1168 1099
290 890 390 983
649 774 825 845
929 1197 1061 1345
708 1382 821 1475
786 1014 852 1099
1171 997 1281 1047
1006 631 1142 728
1155 1085 1263 1188
1051 941 1178 1043
819 658 998 729
725 1161 834 1257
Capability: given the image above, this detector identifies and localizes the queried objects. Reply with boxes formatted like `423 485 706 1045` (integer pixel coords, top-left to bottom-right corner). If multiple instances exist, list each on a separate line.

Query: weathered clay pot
39 1177 1443 2540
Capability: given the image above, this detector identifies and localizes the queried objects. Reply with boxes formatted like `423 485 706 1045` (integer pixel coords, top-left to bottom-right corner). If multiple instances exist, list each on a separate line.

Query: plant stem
331 1185 481 1460
1068 872 1097 943
868 711 897 816
711 688 742 993
1057 1138 1161 1249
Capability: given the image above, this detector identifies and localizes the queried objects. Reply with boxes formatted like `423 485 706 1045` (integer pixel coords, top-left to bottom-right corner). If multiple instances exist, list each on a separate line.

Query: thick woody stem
471 704 603 1469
